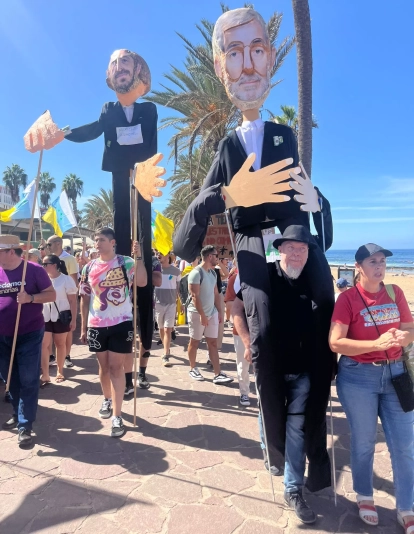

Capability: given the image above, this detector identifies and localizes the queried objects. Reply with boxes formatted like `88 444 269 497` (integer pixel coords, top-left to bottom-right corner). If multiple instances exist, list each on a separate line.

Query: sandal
55 374 65 383
40 379 51 388
397 511 414 534
357 497 378 526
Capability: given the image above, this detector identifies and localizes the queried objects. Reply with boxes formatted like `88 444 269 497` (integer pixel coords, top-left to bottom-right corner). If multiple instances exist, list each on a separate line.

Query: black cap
273 225 317 250
355 243 393 263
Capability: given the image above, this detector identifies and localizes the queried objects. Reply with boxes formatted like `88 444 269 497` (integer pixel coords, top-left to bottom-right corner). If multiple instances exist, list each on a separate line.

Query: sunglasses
42 262 54 267
38 247 45 251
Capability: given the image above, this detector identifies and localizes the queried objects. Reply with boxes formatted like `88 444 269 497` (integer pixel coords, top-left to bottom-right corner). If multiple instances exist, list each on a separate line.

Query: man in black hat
232 225 333 525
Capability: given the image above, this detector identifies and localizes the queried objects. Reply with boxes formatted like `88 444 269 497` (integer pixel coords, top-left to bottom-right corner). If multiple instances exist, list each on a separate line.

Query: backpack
178 266 215 308
82 254 129 288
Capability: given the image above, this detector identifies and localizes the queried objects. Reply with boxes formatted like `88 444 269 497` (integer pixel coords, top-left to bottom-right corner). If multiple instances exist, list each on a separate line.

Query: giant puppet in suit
24 49 166 351
174 8 335 491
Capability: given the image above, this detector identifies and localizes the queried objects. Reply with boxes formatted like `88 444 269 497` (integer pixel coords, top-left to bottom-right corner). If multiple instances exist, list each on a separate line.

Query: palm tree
164 148 214 227
270 104 318 135
62 174 84 220
146 4 294 188
38 172 56 209
80 189 113 230
2 164 28 203
292 0 313 177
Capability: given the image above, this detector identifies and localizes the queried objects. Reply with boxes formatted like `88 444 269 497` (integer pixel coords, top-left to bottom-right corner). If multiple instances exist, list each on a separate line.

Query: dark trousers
112 170 154 350
0 328 44 431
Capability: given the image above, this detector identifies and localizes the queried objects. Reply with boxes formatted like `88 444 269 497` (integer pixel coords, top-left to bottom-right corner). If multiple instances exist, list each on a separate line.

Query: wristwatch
29 294 34 303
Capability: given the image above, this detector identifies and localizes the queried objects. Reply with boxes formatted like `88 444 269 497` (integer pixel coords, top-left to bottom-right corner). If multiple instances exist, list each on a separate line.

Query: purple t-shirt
0 261 52 336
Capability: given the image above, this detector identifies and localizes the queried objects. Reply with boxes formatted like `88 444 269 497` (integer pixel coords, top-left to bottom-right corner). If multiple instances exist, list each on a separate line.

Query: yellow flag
153 212 174 255
42 206 63 237
0 207 15 222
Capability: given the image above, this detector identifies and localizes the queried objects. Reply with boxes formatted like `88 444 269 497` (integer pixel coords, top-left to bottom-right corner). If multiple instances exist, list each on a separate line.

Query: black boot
284 490 316 524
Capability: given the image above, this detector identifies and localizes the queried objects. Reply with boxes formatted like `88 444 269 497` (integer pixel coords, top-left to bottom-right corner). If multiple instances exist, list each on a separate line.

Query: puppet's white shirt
235 118 264 171
122 105 134 123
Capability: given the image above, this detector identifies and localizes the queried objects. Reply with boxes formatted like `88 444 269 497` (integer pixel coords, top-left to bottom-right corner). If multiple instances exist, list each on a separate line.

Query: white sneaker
239 394 250 406
213 372 234 385
189 367 205 381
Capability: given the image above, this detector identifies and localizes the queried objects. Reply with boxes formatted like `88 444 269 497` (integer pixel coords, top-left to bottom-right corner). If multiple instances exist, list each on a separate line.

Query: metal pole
224 209 276 503
130 174 139 428
318 195 337 506
6 150 44 392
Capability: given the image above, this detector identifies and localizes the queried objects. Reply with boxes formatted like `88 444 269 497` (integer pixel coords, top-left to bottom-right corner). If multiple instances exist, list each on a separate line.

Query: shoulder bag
356 285 414 412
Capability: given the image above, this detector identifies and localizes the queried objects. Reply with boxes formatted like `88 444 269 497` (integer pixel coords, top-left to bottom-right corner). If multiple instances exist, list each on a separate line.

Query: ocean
326 249 414 271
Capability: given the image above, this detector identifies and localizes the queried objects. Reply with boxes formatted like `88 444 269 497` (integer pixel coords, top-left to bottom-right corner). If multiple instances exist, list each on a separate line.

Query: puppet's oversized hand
134 153 167 203
24 111 65 153
221 154 299 209
289 162 320 212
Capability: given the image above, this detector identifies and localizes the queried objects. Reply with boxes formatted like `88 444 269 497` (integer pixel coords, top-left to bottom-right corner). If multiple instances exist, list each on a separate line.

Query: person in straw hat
0 235 56 447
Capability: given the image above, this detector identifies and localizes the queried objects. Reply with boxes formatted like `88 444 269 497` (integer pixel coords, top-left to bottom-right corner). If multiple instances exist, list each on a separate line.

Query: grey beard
282 264 304 279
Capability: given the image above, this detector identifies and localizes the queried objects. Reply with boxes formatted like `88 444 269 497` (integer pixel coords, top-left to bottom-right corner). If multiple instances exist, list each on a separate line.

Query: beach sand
331 268 414 314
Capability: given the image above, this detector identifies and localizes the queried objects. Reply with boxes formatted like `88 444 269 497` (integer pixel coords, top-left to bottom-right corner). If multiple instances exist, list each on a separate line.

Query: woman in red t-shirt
329 243 414 531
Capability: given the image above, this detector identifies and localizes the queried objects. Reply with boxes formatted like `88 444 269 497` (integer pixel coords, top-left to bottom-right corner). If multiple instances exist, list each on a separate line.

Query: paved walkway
0 326 400 533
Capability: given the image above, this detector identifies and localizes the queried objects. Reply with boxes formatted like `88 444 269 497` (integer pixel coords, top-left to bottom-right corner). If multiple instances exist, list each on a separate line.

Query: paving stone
0 494 45 533
0 474 52 495
236 520 284 534
141 472 202 503
77 514 129 534
231 491 284 522
0 463 16 480
171 450 224 470
14 452 60 477
198 464 256 496
114 495 166 533
0 437 33 461
167 504 243 534
28 506 91 534
86 479 141 514
60 453 127 479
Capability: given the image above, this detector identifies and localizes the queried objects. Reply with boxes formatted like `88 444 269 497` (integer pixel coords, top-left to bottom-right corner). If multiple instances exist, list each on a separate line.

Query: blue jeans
259 372 310 493
0 328 44 431
337 356 414 511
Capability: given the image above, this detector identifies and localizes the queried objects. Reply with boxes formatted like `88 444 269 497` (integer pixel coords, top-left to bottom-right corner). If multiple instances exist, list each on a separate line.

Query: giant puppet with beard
174 8 335 491
24 49 166 350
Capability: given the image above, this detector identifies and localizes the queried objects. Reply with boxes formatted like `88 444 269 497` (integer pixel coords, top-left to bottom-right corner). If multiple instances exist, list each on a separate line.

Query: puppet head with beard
212 8 276 112
106 49 151 106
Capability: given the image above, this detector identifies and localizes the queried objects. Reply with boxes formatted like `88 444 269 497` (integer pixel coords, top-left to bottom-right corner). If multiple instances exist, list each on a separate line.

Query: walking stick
225 210 276 503
130 178 139 427
318 196 338 507
6 150 44 393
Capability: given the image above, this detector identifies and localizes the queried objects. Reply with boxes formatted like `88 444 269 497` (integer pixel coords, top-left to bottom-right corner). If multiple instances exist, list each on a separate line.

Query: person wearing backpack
79 227 147 437
187 245 233 384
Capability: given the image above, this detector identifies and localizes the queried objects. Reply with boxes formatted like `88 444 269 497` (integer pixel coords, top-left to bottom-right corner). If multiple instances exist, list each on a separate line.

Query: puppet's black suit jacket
65 101 157 172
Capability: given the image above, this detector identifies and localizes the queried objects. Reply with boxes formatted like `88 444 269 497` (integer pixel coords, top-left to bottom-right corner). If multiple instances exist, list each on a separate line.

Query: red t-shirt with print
332 283 413 363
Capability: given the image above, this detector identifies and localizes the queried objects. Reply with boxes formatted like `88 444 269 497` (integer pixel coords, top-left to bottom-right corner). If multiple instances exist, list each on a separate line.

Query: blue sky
0 0 413 250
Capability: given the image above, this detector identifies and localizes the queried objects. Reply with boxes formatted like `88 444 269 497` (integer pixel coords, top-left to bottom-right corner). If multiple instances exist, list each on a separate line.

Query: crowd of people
0 229 413 529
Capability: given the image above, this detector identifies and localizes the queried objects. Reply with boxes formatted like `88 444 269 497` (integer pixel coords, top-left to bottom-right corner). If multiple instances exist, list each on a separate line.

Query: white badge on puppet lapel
116 124 143 145
273 136 283 147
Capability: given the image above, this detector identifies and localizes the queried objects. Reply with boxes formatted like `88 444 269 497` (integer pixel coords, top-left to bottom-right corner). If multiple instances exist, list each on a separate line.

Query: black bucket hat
273 225 317 250
355 243 393 263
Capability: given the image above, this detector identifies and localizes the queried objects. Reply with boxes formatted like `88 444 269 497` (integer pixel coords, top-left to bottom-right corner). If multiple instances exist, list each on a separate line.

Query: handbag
53 302 72 325
356 286 414 412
